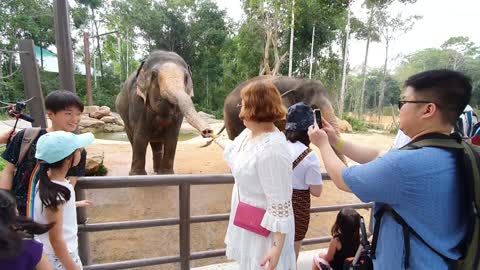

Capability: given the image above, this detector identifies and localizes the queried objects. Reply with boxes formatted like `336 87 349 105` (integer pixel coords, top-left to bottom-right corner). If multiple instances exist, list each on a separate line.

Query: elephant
224 75 341 139
116 50 213 175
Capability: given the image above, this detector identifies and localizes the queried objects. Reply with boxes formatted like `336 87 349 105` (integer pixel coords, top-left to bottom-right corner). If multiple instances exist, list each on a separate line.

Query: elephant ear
135 69 148 104
186 65 194 97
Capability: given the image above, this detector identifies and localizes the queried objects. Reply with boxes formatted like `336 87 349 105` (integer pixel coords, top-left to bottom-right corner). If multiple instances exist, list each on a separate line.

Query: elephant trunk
176 91 214 138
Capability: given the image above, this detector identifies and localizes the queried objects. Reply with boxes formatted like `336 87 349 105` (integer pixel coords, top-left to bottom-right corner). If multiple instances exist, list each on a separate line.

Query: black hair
45 90 84 113
38 153 74 211
0 189 53 259
285 130 310 147
331 208 361 253
404 69 472 125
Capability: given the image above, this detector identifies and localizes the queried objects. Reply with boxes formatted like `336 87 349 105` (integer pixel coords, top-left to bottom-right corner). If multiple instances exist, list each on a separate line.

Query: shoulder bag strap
293 148 312 169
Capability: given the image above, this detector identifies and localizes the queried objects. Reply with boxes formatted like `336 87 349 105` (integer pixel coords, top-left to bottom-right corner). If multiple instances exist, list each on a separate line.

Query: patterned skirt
292 189 311 241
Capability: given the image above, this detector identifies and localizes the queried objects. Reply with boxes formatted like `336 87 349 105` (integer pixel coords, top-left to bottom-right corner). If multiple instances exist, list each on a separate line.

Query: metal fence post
179 183 191 270
76 188 91 265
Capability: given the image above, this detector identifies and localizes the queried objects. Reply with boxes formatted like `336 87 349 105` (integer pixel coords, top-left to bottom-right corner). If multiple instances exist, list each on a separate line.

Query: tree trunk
259 28 272 76
378 39 389 120
288 0 295 77
339 7 351 119
0 54 3 92
358 7 375 118
92 7 103 77
40 45 44 69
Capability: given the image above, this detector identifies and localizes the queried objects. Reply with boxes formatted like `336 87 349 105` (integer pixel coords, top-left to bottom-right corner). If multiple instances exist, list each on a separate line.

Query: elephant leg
158 139 177 174
130 135 149 175
150 142 166 174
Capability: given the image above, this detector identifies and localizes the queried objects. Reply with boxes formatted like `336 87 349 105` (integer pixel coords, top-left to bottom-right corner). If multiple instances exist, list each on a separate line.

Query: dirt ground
83 130 396 270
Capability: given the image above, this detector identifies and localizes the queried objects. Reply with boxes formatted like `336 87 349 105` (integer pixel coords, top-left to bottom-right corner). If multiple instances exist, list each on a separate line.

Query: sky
215 0 480 70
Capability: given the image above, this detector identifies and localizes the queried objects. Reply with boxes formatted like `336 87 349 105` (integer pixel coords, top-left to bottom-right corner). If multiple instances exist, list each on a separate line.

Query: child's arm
46 206 80 270
75 200 93 208
321 237 340 262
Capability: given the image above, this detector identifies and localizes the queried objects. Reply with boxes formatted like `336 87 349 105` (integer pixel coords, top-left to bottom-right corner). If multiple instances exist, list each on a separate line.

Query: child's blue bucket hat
35 131 95 163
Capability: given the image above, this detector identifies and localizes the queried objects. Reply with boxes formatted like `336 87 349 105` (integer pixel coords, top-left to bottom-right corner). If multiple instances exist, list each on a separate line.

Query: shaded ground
83 130 395 270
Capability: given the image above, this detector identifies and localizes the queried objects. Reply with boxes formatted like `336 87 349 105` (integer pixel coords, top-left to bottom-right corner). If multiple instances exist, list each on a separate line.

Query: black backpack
371 134 480 270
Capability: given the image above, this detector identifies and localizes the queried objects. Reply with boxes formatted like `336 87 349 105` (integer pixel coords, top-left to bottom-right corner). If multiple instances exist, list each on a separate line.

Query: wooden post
18 40 47 128
53 0 76 93
84 33 93 106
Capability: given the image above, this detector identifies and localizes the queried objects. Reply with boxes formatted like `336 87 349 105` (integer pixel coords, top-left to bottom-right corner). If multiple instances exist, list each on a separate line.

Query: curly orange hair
239 81 287 122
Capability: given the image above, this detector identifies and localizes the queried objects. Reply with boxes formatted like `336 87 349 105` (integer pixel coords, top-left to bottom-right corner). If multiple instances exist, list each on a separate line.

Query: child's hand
76 200 93 208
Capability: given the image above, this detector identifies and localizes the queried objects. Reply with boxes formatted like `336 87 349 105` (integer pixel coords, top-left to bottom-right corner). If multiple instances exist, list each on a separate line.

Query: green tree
376 11 421 117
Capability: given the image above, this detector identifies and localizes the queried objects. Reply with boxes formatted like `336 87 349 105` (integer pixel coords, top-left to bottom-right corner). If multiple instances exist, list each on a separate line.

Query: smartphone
313 109 322 128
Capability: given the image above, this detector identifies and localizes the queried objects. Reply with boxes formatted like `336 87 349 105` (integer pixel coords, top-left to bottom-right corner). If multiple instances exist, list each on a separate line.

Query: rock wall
79 106 124 133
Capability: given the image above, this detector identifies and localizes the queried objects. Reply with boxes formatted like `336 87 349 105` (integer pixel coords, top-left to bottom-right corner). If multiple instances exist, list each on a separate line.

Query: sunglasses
398 100 435 110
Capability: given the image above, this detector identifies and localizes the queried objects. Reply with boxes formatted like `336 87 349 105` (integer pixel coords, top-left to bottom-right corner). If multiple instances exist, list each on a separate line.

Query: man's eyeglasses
398 100 434 110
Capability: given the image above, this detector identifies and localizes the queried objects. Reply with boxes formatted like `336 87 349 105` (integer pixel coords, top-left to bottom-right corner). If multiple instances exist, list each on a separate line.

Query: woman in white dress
224 81 296 270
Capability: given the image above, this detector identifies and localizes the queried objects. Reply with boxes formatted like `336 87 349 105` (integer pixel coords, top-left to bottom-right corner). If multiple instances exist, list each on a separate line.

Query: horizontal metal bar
310 202 373 214
83 255 180 270
76 173 331 190
191 213 230 223
76 174 234 189
190 249 226 260
82 237 334 270
302 236 332 246
78 217 179 232
78 203 372 233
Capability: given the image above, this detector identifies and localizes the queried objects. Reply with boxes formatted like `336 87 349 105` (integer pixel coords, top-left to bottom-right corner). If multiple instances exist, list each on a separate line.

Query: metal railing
76 173 373 270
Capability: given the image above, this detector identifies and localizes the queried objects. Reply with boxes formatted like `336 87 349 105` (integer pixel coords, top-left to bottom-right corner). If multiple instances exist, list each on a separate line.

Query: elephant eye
184 73 189 85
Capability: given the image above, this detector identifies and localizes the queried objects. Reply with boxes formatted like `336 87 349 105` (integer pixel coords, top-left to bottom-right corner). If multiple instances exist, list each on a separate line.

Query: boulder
90 108 111 119
337 119 353 133
100 106 111 112
79 117 105 133
110 112 125 126
83 106 100 115
86 152 104 175
100 116 117 124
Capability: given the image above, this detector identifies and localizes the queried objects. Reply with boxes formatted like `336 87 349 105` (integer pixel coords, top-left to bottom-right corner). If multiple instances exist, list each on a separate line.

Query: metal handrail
76 173 373 270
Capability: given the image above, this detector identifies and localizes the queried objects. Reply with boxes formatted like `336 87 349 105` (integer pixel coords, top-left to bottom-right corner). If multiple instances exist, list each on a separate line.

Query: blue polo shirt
343 147 468 270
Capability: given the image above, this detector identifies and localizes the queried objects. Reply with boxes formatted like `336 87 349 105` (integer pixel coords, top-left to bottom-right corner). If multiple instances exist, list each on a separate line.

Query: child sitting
313 208 361 270
32 131 94 270
0 189 52 270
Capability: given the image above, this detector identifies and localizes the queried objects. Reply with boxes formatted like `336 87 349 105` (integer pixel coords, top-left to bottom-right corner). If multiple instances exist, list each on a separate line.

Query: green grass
343 116 368 132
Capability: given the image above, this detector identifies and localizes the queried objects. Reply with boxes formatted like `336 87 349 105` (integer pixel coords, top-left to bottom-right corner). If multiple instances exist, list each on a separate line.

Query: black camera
8 102 34 123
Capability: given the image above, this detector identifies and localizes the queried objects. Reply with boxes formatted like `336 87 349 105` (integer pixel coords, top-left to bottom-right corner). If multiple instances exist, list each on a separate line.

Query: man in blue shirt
308 69 471 270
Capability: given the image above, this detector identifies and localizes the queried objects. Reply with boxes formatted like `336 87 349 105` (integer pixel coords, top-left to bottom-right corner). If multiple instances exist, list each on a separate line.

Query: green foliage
0 156 5 172
343 115 368 132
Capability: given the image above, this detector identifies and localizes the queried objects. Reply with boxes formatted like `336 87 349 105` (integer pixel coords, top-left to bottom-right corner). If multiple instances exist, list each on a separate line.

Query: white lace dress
224 128 296 270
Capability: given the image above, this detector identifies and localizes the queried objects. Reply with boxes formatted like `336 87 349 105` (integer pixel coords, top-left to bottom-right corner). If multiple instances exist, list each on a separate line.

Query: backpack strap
17 128 42 166
370 205 454 269
292 148 312 169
